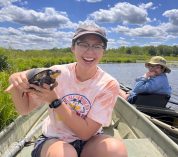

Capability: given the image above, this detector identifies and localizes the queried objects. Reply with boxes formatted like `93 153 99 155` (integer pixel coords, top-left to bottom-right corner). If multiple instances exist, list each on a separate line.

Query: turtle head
49 70 61 79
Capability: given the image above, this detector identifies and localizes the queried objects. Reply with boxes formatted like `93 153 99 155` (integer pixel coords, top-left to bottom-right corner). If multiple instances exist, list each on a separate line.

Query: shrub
0 55 10 71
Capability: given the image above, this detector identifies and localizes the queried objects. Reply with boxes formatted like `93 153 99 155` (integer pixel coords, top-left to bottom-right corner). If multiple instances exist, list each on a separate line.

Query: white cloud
0 0 22 7
112 25 167 39
86 0 102 2
120 37 125 40
20 26 57 37
107 38 118 48
108 38 130 48
0 1 177 49
0 0 10 7
139 2 153 10
0 26 74 50
163 9 178 25
0 27 22 35
161 23 178 36
0 3 78 49
89 2 150 24
112 18 178 41
149 42 162 46
0 5 76 28
118 40 130 47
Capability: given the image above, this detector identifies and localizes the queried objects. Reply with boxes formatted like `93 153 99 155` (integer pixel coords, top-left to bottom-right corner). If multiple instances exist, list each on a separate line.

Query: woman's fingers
9 71 29 91
29 84 58 103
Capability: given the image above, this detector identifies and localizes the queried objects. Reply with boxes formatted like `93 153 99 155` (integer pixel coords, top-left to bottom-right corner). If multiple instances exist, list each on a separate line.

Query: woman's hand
6 71 29 93
144 71 156 78
28 83 59 104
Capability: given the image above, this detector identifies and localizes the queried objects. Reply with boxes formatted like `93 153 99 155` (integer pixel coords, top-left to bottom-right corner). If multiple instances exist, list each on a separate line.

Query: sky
0 0 178 50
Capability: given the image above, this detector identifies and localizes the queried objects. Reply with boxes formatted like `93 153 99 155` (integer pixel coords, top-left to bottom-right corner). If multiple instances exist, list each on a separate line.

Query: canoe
120 84 178 144
1 96 178 157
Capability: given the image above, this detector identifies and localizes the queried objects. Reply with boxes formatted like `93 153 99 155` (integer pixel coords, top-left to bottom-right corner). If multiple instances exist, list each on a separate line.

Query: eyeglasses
76 41 105 52
148 65 163 69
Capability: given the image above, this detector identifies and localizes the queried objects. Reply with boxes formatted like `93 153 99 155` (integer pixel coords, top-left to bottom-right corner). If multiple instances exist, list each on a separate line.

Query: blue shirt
128 73 171 103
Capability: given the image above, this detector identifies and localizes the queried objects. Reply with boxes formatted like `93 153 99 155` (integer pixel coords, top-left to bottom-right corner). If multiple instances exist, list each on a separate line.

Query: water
99 63 178 111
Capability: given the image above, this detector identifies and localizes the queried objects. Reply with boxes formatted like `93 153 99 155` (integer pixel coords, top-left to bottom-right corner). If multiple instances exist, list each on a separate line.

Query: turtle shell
27 68 61 87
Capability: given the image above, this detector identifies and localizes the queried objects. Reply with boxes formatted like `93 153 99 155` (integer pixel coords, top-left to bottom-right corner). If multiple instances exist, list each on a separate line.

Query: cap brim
73 31 108 42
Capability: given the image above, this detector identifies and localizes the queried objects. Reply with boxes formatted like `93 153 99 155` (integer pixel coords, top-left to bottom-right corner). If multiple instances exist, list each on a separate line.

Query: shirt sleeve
87 80 120 127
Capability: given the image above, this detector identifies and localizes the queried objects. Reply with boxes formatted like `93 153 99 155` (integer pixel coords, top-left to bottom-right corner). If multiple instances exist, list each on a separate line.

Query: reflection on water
99 63 178 110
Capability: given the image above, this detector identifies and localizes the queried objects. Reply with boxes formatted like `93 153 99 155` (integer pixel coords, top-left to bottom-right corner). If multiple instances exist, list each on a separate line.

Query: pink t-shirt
41 63 120 142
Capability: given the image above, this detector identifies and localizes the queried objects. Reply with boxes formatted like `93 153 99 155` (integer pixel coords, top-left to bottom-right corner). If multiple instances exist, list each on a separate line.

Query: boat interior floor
15 120 165 157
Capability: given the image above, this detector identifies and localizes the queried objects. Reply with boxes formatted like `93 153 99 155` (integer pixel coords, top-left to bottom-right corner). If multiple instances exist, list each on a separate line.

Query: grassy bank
0 48 178 131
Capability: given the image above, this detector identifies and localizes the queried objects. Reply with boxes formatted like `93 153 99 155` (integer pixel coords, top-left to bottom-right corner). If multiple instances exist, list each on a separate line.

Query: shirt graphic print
62 93 91 118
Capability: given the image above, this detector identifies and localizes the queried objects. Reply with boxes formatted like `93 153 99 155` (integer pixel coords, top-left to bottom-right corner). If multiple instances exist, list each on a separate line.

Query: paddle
120 83 178 106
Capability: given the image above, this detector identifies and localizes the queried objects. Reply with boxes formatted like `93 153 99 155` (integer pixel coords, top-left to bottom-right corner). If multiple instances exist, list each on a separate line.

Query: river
99 63 178 111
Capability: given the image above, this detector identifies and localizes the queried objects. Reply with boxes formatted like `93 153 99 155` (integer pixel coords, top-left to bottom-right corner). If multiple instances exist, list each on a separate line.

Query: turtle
26 68 61 90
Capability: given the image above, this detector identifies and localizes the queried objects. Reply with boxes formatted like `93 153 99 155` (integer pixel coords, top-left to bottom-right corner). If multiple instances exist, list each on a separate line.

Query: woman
6 24 127 157
127 56 171 104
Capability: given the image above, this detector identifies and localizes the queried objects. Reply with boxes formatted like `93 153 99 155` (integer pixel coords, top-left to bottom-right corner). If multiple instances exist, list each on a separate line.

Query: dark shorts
31 135 87 157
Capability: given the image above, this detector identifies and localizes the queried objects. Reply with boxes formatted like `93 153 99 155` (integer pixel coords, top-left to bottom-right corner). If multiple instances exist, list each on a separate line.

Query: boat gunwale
115 96 178 156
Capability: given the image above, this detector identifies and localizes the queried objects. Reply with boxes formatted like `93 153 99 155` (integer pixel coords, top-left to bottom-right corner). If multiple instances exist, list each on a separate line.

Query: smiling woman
126 56 172 104
6 23 128 157
1 0 178 156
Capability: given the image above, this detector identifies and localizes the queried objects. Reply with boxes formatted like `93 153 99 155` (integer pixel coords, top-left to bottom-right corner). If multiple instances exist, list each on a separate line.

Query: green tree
126 47 132 54
172 46 178 56
148 46 157 56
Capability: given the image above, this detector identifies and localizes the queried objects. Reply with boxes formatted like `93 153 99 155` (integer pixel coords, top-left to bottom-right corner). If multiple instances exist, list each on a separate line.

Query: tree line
107 45 178 56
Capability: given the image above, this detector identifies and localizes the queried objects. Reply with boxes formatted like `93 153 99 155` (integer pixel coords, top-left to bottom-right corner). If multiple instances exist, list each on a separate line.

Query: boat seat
135 93 170 108
124 138 165 157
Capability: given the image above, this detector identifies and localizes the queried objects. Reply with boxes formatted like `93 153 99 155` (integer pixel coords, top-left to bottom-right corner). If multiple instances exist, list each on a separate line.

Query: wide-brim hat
145 56 171 73
72 24 108 45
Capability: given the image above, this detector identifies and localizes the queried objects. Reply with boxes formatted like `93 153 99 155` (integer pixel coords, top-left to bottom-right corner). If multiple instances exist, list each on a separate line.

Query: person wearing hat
127 56 171 104
6 24 127 157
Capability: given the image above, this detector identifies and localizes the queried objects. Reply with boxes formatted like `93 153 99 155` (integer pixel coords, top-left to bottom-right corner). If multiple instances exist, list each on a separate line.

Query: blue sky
0 0 178 50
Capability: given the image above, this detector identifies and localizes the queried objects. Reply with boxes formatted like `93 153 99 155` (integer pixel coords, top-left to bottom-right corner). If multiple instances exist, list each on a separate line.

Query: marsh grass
0 72 17 131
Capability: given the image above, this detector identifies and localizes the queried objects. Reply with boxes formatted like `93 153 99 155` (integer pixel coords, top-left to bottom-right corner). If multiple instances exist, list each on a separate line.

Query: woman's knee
41 139 77 157
107 137 127 157
97 136 127 156
81 135 127 157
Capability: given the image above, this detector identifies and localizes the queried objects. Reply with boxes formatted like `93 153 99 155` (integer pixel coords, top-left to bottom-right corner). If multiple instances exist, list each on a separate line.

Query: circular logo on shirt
62 94 91 118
